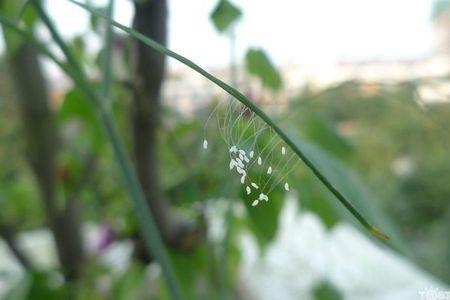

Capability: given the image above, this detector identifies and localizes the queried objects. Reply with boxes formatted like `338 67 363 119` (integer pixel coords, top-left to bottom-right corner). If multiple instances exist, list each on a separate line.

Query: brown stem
9 43 84 281
131 0 173 241
131 0 204 252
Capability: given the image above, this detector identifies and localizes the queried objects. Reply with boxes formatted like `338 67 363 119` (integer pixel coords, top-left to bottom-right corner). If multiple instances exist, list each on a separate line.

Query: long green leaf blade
100 0 114 101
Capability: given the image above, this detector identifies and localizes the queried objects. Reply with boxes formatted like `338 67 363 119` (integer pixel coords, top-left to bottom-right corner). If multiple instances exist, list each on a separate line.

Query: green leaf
302 113 353 160
245 48 283 91
58 88 102 145
243 187 284 248
59 88 92 120
210 0 242 33
170 246 209 298
25 271 68 300
313 281 343 300
294 176 340 229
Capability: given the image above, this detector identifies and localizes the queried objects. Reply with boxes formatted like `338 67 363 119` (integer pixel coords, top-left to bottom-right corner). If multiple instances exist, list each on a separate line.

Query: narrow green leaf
66 0 388 241
210 0 242 33
100 0 114 101
245 48 283 91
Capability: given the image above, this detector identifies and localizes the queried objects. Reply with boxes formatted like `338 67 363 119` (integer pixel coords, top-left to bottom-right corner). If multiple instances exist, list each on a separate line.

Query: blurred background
0 0 449 299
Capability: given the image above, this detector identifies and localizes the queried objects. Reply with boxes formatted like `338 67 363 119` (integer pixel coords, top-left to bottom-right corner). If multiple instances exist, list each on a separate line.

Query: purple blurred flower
96 224 116 252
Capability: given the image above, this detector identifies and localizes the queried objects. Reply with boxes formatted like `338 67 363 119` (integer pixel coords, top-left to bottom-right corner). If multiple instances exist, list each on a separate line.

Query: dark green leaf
26 271 68 300
210 0 242 33
245 48 283 91
58 88 104 150
313 281 343 300
59 88 95 123
170 246 209 298
243 186 284 248
302 113 353 160
294 176 340 229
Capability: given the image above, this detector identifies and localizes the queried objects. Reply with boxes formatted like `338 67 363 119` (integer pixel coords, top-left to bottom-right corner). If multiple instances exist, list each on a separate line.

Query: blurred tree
1 1 84 281
131 0 202 257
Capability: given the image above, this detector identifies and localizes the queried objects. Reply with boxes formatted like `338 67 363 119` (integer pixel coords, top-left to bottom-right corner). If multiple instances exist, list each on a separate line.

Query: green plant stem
100 0 114 102
67 0 388 240
28 2 184 299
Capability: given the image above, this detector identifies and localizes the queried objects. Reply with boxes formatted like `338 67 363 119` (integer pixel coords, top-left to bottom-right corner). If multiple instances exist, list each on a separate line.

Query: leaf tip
369 226 390 241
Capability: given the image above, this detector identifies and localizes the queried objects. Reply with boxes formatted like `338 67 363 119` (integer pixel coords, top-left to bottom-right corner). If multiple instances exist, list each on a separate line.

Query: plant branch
100 0 114 101
7 40 84 280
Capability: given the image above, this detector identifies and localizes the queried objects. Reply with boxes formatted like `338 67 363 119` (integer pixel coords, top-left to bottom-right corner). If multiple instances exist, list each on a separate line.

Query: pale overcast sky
1 0 434 69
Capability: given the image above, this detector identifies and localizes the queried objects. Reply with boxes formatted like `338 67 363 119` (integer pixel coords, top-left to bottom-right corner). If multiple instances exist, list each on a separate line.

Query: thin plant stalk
100 0 114 102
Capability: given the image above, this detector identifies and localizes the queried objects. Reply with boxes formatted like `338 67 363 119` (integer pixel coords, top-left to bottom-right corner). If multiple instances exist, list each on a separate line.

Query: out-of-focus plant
291 81 450 282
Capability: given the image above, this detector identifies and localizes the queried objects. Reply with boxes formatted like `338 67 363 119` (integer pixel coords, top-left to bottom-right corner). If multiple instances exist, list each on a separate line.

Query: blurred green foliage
291 81 450 282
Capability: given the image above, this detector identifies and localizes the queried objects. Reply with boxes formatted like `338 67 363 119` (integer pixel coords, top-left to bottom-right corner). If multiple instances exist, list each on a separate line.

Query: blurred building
433 0 450 55
163 0 450 115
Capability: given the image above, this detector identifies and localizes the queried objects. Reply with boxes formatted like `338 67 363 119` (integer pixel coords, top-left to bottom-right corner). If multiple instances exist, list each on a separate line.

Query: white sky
0 0 435 69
